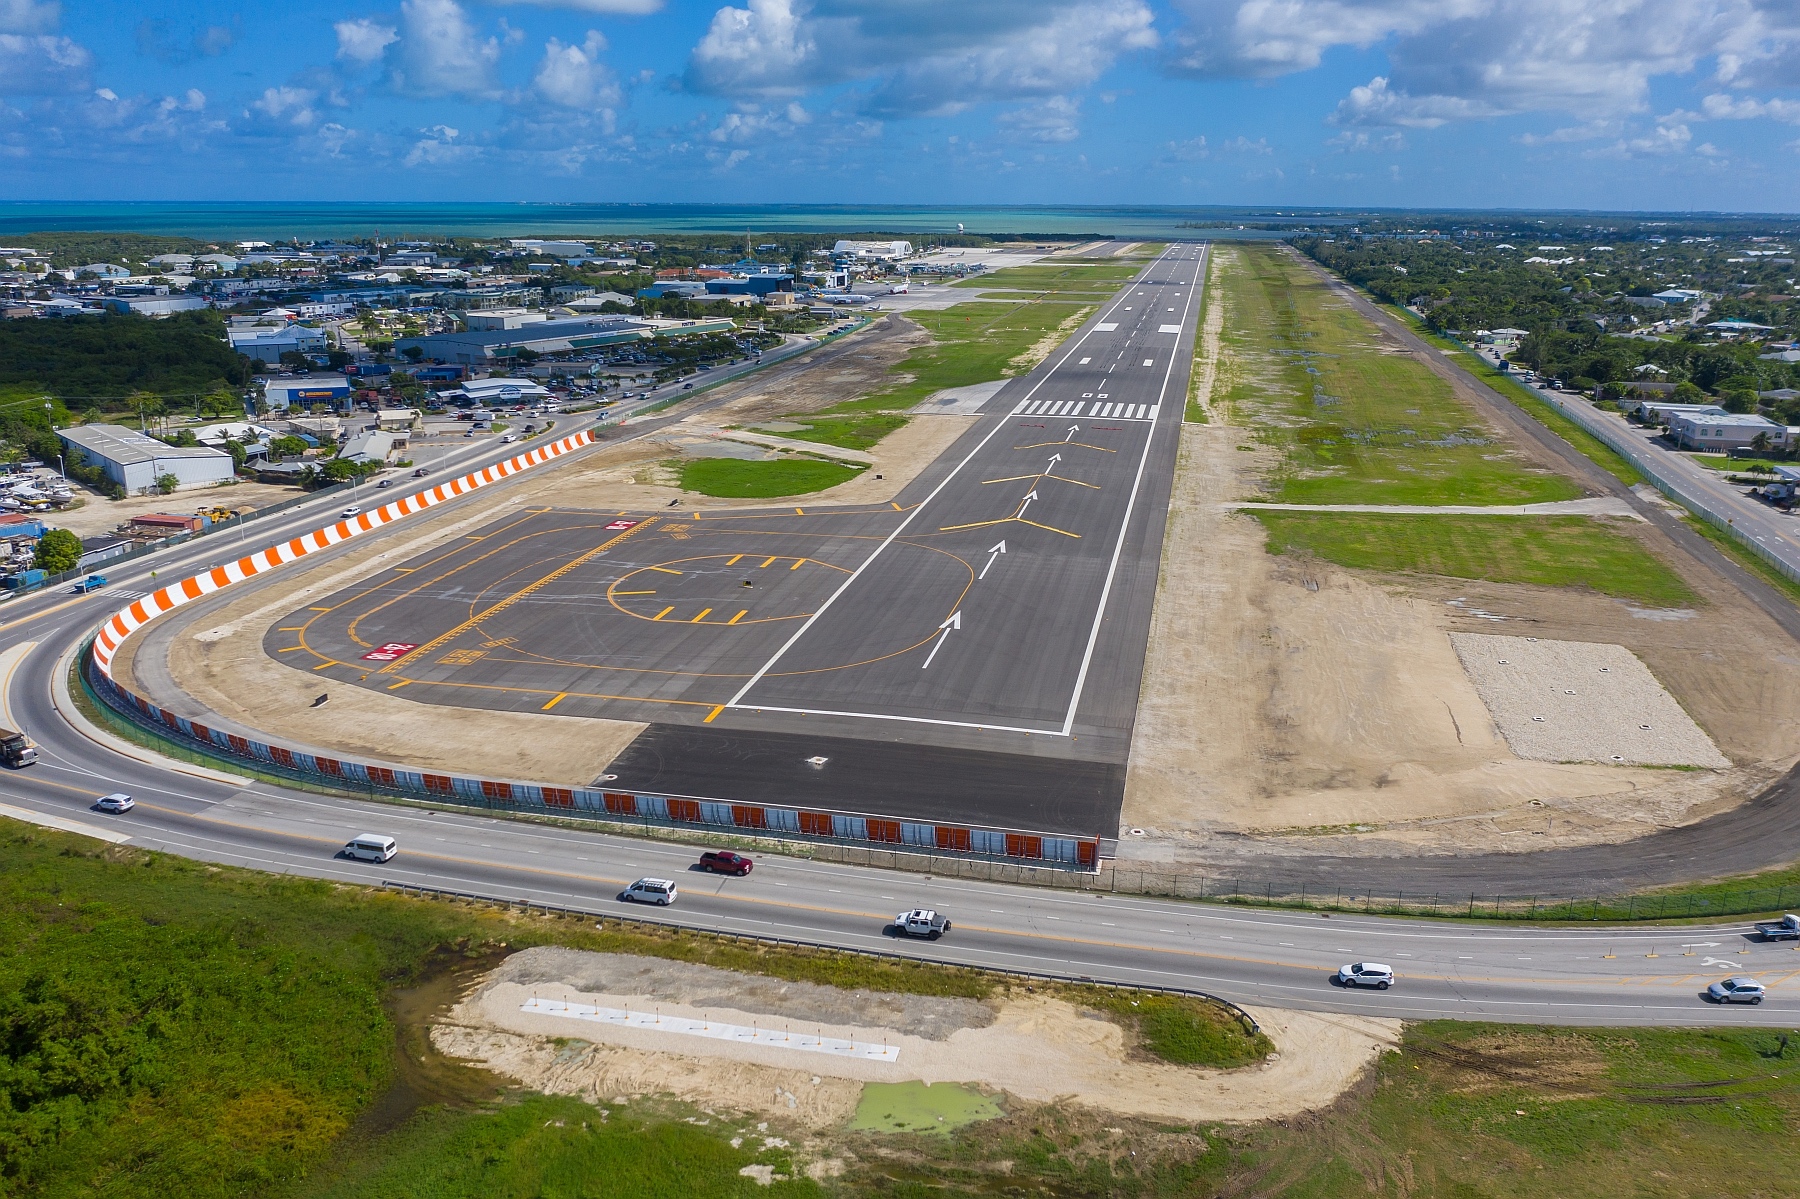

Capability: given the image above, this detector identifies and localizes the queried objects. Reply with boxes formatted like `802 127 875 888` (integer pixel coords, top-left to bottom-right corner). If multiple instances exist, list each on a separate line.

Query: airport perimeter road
0 741 1794 1028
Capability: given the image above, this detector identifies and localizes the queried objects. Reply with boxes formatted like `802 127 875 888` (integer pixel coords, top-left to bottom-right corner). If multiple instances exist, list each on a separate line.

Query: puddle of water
347 946 512 1138
847 1081 1003 1135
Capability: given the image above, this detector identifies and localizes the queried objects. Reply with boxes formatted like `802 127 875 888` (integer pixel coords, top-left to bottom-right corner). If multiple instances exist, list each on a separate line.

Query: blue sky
3 0 1799 210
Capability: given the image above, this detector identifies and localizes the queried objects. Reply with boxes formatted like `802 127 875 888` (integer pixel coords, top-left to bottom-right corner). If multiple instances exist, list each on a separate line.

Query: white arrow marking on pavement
922 610 961 670
1017 490 1039 519
1701 957 1744 971
979 540 1007 580
1064 424 1080 442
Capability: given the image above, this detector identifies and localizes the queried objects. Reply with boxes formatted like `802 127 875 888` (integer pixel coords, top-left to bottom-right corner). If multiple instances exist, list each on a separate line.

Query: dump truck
1754 914 1800 941
0 728 38 768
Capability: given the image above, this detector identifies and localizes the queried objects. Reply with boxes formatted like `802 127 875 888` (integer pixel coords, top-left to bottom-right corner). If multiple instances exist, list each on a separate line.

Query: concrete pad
1450 633 1730 768
912 380 1010 415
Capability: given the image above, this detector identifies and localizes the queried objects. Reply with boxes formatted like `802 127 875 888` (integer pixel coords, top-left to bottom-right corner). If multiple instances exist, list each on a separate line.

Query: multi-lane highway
0 241 1795 1028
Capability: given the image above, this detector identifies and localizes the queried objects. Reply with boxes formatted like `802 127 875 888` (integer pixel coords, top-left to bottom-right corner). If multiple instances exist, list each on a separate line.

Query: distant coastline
0 202 1335 241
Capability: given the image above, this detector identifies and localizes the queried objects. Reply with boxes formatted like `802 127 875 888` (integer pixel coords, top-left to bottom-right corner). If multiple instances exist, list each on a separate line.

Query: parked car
622 878 678 905
1707 976 1766 1004
892 909 951 940
1336 962 1395 989
340 505 363 519
95 792 134 813
697 850 753 876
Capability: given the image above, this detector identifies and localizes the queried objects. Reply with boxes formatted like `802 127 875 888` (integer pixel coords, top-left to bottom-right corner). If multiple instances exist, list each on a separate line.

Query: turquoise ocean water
0 203 1338 241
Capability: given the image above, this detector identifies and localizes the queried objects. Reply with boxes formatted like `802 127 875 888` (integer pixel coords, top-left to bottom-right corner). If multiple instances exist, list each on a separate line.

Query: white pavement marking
921 610 961 670
1060 245 1204 736
725 247 1177 716
520 997 901 1061
0 801 131 844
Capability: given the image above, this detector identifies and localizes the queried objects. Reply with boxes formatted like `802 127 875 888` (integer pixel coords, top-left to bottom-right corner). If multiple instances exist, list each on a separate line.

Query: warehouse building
396 314 735 365
58 425 234 495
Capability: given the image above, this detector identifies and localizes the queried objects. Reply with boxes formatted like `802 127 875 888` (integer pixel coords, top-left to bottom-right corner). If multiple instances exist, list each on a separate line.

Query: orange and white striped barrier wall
91 429 594 677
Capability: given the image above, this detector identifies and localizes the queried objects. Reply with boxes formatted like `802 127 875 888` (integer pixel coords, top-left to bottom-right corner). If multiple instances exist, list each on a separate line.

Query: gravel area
480 947 994 1041
1451 633 1730 768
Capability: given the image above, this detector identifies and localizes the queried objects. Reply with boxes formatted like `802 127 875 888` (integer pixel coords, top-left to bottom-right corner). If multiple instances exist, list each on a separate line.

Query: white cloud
0 33 89 94
488 0 664 12
405 123 477 166
535 30 620 110
253 85 319 126
1219 134 1272 153
335 18 398 64
1331 75 1497 128
393 0 501 98
1174 0 1800 130
1326 129 1406 151
686 0 1156 118
1163 135 1208 160
1587 122 1693 157
0 0 58 35
997 95 1082 142
1696 92 1800 123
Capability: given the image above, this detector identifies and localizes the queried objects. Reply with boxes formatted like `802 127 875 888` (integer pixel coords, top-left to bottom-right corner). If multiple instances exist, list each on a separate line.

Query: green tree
33 528 81 573
1673 381 1706 403
269 435 309 459
155 472 179 494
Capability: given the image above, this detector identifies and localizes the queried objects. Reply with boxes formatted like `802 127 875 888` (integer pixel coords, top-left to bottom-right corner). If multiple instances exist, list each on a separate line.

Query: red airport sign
360 642 418 662
604 520 639 531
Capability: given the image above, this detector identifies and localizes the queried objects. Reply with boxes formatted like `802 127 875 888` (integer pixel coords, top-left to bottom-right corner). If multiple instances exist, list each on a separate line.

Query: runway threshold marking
378 517 657 674
723 244 1188 717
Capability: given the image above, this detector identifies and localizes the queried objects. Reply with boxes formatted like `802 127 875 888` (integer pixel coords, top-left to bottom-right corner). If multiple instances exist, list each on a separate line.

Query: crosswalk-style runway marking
1012 399 1159 421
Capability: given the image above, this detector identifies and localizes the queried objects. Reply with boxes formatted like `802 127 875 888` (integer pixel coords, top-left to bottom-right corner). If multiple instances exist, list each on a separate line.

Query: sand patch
1450 633 1730 768
434 949 1399 1126
1120 422 1787 859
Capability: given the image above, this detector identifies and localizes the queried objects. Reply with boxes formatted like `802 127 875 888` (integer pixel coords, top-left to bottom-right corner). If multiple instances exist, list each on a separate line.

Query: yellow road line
647 566 683 575
1017 518 1081 538
378 517 656 674
691 608 713 622
613 590 656 595
652 606 674 621
277 646 308 653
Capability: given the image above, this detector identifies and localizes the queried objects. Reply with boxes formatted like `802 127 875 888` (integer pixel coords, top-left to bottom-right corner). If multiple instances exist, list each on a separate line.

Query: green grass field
7 826 1800 1196
771 413 908 452
1253 512 1699 606
677 457 863 497
1218 246 1582 505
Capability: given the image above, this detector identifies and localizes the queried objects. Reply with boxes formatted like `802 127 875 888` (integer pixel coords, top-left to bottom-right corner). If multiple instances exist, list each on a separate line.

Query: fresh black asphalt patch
267 244 1208 837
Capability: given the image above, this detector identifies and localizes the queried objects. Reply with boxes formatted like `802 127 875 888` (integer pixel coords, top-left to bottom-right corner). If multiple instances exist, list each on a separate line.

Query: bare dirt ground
433 948 1400 1129
52 480 303 539
1121 265 1800 862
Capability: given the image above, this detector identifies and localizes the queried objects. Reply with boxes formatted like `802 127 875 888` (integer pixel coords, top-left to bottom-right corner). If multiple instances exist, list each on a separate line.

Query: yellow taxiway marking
1014 440 1117 452
278 626 306 631
647 566 683 575
794 507 804 515
704 704 725 723
652 606 674 621
789 558 805 570
759 556 778 568
309 606 333 611
612 590 656 596
386 680 411 690
727 554 744 565
312 660 337 671
278 645 308 653
891 502 902 510
392 567 417 573
542 693 568 711
1018 518 1081 537
691 608 713 622
727 610 747 625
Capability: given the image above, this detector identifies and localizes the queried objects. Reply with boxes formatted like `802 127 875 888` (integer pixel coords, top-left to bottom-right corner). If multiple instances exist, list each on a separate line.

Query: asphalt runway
274 243 1209 836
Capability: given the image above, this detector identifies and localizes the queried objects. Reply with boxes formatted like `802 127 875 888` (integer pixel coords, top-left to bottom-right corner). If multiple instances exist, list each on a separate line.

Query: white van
343 834 397 862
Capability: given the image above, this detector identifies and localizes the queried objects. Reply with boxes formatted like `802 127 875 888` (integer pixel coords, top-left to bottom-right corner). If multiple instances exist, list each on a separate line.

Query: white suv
622 878 677 906
1337 962 1395 990
1707 976 1766 1004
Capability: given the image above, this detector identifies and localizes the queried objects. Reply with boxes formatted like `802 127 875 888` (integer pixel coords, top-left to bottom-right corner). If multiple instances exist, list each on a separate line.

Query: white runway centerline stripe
520 997 901 1061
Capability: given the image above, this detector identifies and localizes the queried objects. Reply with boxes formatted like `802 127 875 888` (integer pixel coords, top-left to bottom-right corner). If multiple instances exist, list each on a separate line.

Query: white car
1337 962 1395 989
622 878 677 905
340 505 363 519
501 433 518 443
1708 976 1766 1004
95 792 135 813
